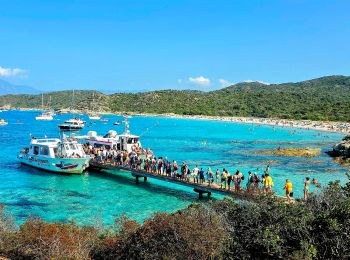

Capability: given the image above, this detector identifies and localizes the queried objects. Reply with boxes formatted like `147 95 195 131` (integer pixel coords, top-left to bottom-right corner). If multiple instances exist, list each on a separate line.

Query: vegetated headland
2 75 350 134
1 75 350 120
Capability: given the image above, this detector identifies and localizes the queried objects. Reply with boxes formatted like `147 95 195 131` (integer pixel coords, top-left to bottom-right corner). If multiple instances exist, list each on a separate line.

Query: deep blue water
0 110 348 226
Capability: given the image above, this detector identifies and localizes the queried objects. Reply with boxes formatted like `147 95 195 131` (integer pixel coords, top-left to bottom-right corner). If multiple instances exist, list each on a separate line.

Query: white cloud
0 66 27 77
218 79 233 87
244 79 270 85
188 76 211 87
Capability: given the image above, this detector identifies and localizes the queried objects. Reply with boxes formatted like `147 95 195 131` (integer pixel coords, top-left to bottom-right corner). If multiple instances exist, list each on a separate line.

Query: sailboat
36 94 54 121
58 90 86 130
88 92 101 120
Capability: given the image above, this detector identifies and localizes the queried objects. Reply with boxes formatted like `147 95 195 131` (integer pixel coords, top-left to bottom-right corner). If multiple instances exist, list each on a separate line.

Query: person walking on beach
265 164 270 175
215 169 220 184
304 177 310 200
284 179 293 202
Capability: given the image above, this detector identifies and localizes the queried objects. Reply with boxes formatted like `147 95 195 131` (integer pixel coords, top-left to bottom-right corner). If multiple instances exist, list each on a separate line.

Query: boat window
33 146 39 155
40 146 49 156
64 144 70 150
69 144 76 150
53 148 58 156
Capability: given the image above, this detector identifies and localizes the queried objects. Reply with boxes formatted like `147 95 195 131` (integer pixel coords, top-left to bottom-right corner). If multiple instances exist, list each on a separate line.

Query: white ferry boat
18 137 90 174
58 118 85 130
0 119 8 126
76 119 142 152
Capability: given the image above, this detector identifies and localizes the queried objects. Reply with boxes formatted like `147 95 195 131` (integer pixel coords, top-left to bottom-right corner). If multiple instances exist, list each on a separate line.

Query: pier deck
89 161 266 200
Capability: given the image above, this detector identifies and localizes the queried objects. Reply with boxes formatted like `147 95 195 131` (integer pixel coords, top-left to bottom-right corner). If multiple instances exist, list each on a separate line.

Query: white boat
88 92 100 120
76 118 142 152
88 114 101 120
0 119 8 126
35 111 54 121
18 137 90 174
36 94 54 121
58 118 86 130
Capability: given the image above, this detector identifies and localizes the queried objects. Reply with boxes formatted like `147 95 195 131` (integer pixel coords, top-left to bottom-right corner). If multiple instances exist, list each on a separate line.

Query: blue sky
0 0 349 92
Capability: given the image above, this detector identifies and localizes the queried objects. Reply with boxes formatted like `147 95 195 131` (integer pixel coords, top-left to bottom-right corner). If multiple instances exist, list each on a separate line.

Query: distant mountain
1 75 350 121
0 79 41 95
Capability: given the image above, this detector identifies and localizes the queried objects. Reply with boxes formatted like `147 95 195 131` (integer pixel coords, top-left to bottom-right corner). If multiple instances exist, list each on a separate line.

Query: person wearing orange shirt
284 179 293 202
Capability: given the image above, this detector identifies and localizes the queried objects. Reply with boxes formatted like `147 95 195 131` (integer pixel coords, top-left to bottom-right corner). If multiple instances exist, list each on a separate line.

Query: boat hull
58 125 84 130
36 116 53 121
18 153 90 174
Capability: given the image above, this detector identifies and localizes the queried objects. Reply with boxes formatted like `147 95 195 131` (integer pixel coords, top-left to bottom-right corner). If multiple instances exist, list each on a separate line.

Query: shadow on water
87 169 210 201
1 197 49 209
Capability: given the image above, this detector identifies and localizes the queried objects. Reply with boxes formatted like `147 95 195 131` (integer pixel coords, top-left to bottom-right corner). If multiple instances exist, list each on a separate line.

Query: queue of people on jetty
84 144 321 201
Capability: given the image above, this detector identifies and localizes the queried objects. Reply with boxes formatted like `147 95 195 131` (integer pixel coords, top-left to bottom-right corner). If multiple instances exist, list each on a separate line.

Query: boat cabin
23 138 86 158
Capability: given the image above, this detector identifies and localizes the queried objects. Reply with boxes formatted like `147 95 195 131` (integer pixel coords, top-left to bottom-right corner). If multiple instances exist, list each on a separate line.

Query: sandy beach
11 108 350 135
113 112 350 135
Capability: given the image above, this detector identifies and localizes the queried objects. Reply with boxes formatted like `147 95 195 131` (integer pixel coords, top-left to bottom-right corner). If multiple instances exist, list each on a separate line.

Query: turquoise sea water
0 110 348 226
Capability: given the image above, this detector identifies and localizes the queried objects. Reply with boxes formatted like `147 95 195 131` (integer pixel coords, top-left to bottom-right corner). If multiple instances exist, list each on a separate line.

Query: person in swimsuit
304 177 310 200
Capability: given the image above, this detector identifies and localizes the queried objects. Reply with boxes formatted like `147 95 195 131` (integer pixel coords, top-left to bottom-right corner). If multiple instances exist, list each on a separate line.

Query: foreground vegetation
1 75 350 121
1 178 350 259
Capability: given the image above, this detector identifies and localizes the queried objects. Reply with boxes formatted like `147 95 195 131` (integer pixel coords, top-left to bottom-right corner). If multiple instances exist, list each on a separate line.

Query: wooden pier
89 161 263 200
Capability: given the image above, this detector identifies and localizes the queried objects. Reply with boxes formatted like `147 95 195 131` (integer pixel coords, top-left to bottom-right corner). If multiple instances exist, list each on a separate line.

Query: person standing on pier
199 168 205 184
163 157 168 174
221 169 227 190
157 157 163 175
215 169 220 184
192 166 199 183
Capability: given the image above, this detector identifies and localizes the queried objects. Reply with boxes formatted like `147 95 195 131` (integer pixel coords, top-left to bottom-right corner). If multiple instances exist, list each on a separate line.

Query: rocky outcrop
327 135 350 158
256 147 321 158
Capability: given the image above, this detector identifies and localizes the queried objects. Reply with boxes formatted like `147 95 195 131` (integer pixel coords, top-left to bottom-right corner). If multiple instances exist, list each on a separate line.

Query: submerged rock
256 147 321 158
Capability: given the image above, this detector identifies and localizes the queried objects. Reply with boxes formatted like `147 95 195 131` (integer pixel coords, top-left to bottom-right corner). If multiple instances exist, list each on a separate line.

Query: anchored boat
76 118 142 152
58 118 85 131
0 119 8 126
18 137 90 174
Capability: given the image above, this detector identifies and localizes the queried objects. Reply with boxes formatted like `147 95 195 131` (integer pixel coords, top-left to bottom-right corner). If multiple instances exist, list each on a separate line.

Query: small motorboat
36 111 53 121
88 114 101 120
58 118 85 131
0 119 8 126
113 121 120 125
100 118 109 122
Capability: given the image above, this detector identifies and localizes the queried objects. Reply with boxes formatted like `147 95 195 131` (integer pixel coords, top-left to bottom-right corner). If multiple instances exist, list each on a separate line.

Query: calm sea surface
0 110 347 226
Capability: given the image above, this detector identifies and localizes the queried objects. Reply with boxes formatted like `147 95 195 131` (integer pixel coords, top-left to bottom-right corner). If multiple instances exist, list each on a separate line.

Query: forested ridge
1 75 350 121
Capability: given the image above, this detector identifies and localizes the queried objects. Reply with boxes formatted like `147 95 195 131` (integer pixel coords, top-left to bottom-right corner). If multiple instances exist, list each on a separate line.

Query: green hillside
1 75 350 121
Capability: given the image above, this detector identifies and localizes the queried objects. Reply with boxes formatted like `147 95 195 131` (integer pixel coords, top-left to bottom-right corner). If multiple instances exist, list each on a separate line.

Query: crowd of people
84 144 321 201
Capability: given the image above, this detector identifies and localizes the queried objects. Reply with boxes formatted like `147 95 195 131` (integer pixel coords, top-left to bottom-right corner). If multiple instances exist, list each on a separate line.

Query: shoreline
115 112 350 135
10 108 350 135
